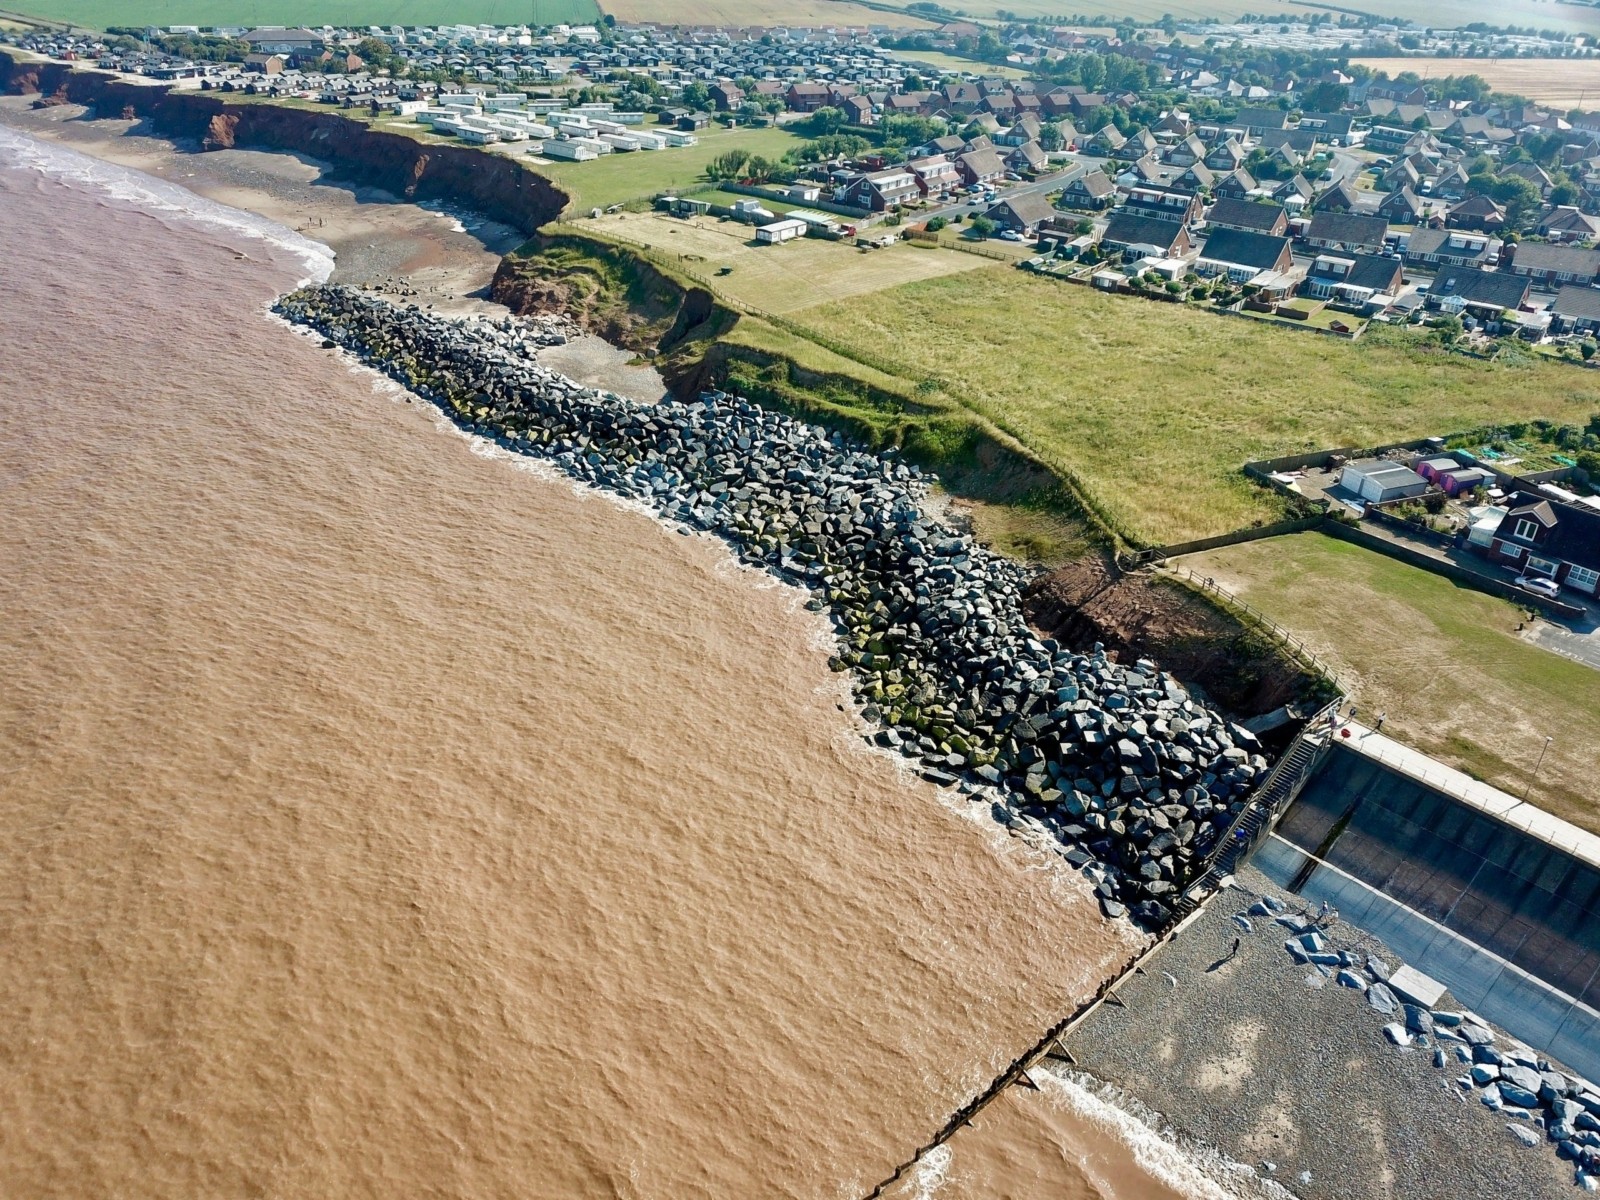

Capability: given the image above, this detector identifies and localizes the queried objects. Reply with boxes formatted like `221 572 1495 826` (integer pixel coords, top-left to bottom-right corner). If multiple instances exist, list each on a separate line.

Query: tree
1488 174 1542 228
1038 122 1063 152
926 216 948 232
680 82 710 111
970 215 997 237
803 106 847 136
705 149 751 181
1431 314 1463 345
1549 181 1581 208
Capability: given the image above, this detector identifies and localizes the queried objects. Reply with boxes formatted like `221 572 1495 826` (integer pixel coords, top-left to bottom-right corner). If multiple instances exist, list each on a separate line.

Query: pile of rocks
1249 895 1600 1190
274 284 1273 927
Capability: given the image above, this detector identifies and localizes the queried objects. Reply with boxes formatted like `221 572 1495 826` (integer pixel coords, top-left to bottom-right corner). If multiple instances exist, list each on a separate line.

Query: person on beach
1229 935 1242 959
1375 712 1387 732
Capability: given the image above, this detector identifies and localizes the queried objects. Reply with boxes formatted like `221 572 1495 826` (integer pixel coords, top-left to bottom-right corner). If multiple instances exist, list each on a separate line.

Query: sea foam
0 123 335 285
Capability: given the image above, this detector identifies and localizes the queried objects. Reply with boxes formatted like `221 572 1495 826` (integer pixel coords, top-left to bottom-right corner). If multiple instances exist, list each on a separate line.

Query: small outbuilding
755 218 808 244
1340 459 1429 504
1436 466 1495 497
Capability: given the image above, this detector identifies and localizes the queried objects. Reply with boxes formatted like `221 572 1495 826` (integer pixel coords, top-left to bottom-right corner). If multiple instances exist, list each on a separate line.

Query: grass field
530 125 804 214
882 48 1029 78
577 210 996 312
1187 532 1600 834
10 0 596 27
1350 56 1600 107
768 269 1600 545
598 0 932 25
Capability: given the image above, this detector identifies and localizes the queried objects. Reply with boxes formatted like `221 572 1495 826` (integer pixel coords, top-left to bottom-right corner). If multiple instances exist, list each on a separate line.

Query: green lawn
881 48 1029 79
531 125 804 215
10 0 595 27
775 269 1600 545
1188 532 1600 834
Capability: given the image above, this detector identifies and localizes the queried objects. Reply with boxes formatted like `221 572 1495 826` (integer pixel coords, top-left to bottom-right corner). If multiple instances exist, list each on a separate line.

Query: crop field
1350 56 1600 107
866 0 1600 33
598 0 932 25
1187 532 1600 833
882 48 1029 78
579 210 994 312
772 269 1600 545
529 125 804 214
10 0 597 28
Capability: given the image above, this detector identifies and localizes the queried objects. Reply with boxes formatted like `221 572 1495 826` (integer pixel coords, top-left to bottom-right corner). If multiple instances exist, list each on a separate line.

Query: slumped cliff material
275 285 1271 925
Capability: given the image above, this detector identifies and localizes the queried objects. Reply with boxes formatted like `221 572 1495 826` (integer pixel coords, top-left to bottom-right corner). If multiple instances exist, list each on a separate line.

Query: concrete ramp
1262 733 1600 1081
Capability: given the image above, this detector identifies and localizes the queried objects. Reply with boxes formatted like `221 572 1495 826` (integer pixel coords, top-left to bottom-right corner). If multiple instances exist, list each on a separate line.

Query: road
918 159 1086 223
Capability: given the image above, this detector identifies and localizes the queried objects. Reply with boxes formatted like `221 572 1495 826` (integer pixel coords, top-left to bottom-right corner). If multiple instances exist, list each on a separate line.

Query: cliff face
0 52 568 235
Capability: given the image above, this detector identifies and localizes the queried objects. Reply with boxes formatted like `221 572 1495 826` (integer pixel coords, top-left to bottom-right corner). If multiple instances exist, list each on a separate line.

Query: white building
756 218 809 244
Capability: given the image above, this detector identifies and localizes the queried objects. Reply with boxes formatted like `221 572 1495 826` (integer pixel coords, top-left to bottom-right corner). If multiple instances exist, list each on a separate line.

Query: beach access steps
1173 700 1341 920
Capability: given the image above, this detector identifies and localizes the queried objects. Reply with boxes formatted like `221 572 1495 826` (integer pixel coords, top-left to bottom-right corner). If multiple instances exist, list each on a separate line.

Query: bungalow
1298 111 1363 146
1058 169 1115 209
1195 228 1294 282
1376 186 1424 226
1304 211 1388 256
1483 493 1600 596
1340 459 1428 504
1205 196 1288 236
835 167 919 211
1099 211 1193 262
1550 285 1600 335
1539 206 1600 243
1404 228 1499 270
1301 253 1403 304
955 148 1006 187
985 191 1057 235
916 134 966 159
1447 194 1507 232
1506 243 1600 287
1429 265 1531 317
1313 179 1361 213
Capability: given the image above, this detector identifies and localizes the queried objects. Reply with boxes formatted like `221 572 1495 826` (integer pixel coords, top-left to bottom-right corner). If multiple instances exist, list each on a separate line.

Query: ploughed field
769 269 1600 546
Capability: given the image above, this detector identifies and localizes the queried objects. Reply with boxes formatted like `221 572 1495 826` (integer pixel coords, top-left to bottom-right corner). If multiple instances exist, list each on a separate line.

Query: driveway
1525 597 1600 670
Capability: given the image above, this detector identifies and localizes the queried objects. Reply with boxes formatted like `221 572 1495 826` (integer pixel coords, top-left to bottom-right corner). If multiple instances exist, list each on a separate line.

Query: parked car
1517 575 1562 599
999 229 1023 241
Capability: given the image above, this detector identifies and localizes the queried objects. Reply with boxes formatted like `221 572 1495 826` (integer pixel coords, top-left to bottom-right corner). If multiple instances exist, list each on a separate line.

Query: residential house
1058 168 1115 209
1232 106 1291 136
1377 185 1424 226
915 133 965 159
834 167 919 211
1298 111 1364 146
243 52 286 74
1550 285 1600 334
954 147 1006 187
1164 133 1207 167
1382 158 1422 194
1274 173 1315 208
1302 253 1402 304
1404 228 1499 270
1088 124 1126 155
1428 265 1531 317
1205 196 1288 236
984 191 1057 235
1447 194 1507 232
1006 140 1047 174
842 95 873 125
1204 138 1247 173
1098 211 1193 262
1213 169 1259 200
1483 493 1600 596
907 155 960 197
1113 128 1159 161
785 81 830 112
709 81 744 110
1506 242 1600 287
242 28 323 55
1304 211 1388 255
1501 160 1554 195
1195 228 1294 282
1313 179 1361 213
1539 206 1600 243
1123 186 1203 225
994 114 1042 146
1172 163 1216 194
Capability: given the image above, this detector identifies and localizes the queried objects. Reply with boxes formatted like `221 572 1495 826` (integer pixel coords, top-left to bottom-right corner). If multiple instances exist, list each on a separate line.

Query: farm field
866 0 1600 33
529 125 804 213
1350 56 1600 107
578 209 995 312
9 0 597 28
772 269 1600 545
598 0 933 25
1186 532 1600 834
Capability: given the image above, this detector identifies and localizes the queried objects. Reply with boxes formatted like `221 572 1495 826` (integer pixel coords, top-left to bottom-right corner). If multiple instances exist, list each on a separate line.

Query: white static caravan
482 93 527 112
786 208 838 233
756 218 808 244
438 92 481 110
629 130 666 150
391 99 430 116
662 130 699 147
597 133 640 152
540 138 601 161
412 106 459 126
590 118 627 136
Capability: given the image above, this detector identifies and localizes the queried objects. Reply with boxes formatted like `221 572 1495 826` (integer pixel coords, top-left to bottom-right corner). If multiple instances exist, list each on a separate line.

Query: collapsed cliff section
0 52 568 235
490 232 737 353
1024 552 1328 718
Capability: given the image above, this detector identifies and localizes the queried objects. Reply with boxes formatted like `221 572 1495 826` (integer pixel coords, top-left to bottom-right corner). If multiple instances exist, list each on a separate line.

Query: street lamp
1521 736 1553 803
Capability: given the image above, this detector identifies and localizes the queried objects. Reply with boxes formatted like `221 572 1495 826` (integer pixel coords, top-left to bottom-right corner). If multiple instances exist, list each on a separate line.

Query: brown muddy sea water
0 125 1219 1200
